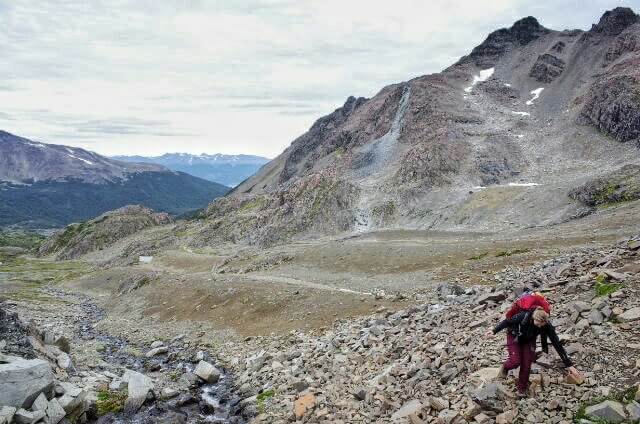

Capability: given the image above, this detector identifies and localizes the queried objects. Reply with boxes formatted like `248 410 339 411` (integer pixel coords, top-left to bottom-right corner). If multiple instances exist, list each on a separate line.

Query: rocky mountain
112 153 270 187
0 131 230 229
184 7 640 248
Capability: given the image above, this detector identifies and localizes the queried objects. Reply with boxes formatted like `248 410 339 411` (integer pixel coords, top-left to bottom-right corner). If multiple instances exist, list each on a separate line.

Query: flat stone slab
0 359 54 408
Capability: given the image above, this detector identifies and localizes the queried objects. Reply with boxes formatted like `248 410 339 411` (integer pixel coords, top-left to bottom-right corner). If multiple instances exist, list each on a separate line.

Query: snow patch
508 182 540 187
67 154 94 165
512 111 531 116
516 134 524 138
504 83 511 87
464 67 495 93
526 87 544 106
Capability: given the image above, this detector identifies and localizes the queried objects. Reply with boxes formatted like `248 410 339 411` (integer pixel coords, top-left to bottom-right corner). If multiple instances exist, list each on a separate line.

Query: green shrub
96 390 127 416
257 389 276 414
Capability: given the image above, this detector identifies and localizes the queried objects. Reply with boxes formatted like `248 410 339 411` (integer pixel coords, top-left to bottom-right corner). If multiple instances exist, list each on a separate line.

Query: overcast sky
0 0 638 158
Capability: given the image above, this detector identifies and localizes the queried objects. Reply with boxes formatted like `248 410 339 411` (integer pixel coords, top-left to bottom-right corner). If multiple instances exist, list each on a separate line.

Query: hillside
0 131 230 229
183 7 640 248
113 153 269 187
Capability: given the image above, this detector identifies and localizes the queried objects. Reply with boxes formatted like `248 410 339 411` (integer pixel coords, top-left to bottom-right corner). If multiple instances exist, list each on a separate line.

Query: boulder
13 409 46 424
477 291 506 305
145 346 169 357
0 358 54 408
123 369 154 414
0 407 17 424
42 333 70 354
194 361 220 384
391 399 423 420
56 352 72 370
31 393 49 412
619 307 640 322
588 309 604 325
150 341 164 349
585 400 627 423
45 398 66 424
627 401 640 422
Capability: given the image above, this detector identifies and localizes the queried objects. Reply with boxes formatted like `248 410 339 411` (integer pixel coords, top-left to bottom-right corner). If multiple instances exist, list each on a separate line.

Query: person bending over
485 307 581 397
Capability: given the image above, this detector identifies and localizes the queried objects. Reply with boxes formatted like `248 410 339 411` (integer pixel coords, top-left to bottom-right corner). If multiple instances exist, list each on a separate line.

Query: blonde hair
533 307 549 324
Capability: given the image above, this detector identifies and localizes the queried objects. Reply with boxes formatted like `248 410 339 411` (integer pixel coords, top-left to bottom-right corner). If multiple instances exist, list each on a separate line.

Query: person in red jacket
485 307 581 397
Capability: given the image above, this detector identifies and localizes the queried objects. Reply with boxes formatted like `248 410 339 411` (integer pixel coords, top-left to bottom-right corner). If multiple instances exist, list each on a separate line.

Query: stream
43 288 248 424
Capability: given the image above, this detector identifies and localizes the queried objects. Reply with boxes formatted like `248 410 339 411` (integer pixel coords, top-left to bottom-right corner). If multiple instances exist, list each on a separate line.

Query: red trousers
503 333 536 393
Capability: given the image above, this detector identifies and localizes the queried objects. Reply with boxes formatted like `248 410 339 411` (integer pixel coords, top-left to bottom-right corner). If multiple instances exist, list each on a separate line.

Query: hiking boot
497 365 508 380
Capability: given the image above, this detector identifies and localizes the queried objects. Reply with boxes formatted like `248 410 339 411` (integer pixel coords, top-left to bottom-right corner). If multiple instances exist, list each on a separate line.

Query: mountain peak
592 7 639 35
510 16 546 43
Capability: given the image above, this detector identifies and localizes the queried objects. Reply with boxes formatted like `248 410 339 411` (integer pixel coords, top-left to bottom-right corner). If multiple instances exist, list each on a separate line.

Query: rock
45 398 66 424
145 346 169 357
602 269 626 281
150 341 164 349
588 309 604 325
571 301 591 314
57 352 72 370
619 307 640 322
0 407 16 424
626 401 640 422
477 291 506 305
161 388 179 399
123 369 154 414
584 400 627 423
294 393 316 419
353 387 368 401
109 379 127 391
31 393 49 412
42 333 71 354
194 361 220 383
0 358 54 408
391 399 423 420
13 409 46 424
565 371 585 385
496 410 517 424
246 351 267 372
429 397 449 411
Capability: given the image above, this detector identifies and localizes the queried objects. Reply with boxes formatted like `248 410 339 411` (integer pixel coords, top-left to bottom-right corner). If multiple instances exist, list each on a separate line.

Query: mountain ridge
180 7 640 248
0 131 230 229
112 153 270 187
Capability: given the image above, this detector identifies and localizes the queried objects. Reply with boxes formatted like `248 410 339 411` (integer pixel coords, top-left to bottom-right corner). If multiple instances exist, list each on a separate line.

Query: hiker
485 307 581 397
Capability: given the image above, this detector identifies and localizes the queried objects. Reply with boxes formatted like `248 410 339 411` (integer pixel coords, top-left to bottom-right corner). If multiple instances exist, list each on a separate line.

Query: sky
0 0 638 158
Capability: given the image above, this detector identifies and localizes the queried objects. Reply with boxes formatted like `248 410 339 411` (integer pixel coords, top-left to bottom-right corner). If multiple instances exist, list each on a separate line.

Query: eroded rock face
529 53 565 82
591 7 639 36
0 358 54 409
569 164 640 206
579 74 640 143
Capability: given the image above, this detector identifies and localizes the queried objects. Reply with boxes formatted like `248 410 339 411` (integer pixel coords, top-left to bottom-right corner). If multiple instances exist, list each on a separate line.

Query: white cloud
0 0 635 158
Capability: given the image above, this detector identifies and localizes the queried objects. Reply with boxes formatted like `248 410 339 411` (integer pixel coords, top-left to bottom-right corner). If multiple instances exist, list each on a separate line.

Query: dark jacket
493 311 573 367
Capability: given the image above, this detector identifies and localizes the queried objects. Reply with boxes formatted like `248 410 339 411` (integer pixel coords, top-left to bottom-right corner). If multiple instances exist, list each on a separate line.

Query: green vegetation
594 275 623 297
0 231 45 250
96 390 127 416
573 386 637 423
257 389 276 414
495 248 530 257
468 252 489 260
0 173 228 229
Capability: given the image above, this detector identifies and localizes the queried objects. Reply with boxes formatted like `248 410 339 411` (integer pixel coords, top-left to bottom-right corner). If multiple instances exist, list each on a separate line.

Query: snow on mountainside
112 153 270 187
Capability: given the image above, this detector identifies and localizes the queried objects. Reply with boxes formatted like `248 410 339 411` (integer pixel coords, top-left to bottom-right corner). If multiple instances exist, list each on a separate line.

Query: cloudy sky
0 0 637 158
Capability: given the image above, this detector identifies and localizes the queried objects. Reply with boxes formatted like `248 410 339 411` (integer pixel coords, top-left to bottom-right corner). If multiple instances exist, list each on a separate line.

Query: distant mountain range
0 131 230 229
112 153 270 187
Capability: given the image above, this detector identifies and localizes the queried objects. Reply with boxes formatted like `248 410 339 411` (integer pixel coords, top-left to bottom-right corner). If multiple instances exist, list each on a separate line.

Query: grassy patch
96 390 127 416
573 386 638 423
468 252 489 260
495 248 530 257
594 275 623 297
0 231 46 250
257 389 276 414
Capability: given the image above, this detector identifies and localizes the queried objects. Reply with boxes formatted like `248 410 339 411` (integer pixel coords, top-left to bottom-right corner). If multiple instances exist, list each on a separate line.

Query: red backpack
506 291 551 319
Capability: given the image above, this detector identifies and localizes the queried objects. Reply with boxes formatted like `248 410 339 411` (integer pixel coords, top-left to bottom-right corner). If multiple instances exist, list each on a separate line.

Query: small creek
43 288 247 424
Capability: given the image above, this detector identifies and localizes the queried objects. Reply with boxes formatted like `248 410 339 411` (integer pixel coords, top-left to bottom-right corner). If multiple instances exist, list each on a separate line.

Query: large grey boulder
13 408 46 424
585 400 627 423
0 358 54 408
194 360 220 383
619 307 640 322
123 369 154 414
45 398 66 424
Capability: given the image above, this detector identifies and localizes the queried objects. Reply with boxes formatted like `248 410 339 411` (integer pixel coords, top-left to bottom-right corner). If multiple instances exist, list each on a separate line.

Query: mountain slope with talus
189 8 640 247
